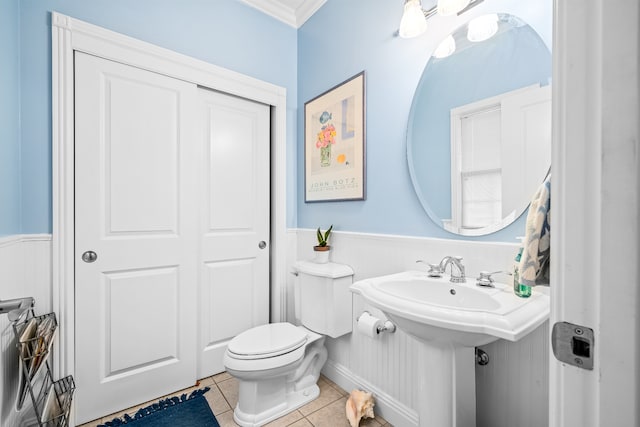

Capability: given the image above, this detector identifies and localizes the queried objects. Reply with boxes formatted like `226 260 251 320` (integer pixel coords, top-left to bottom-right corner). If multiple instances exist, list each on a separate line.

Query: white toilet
223 260 354 427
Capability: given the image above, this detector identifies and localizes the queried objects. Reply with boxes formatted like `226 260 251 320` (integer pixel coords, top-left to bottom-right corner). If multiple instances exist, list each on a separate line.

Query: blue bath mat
98 387 220 427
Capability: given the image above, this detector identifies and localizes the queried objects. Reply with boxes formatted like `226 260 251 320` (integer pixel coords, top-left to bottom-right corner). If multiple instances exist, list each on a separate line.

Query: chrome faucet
439 256 466 283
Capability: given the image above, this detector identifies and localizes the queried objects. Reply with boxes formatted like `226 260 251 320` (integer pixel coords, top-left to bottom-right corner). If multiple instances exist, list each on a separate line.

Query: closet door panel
197 88 270 377
74 52 199 424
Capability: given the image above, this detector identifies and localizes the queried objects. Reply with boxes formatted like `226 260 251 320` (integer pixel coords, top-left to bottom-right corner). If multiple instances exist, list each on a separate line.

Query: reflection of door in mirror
447 84 551 234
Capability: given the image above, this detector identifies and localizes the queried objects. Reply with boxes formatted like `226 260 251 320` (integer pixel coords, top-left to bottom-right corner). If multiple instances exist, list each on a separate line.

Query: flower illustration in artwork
315 123 337 149
316 111 336 167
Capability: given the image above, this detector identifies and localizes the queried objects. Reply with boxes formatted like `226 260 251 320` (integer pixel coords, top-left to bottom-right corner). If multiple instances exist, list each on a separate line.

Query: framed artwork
304 71 365 202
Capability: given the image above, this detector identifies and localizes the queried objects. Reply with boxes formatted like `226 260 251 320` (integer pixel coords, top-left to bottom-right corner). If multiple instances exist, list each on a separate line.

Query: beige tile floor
79 373 393 427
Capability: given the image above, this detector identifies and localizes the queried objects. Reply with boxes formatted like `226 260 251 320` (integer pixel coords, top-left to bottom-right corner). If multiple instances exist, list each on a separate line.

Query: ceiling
238 0 327 28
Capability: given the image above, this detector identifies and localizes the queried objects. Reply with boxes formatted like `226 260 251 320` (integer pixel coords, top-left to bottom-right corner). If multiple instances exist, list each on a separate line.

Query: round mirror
407 14 551 236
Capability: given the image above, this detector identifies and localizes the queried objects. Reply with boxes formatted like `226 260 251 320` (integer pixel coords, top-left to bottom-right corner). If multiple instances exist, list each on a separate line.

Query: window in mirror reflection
448 84 551 233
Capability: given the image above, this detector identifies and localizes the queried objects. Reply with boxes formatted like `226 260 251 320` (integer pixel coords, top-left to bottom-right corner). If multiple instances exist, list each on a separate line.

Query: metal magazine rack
2 297 75 427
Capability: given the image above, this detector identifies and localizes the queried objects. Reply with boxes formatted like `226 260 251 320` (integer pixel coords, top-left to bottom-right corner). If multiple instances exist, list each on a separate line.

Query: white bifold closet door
74 52 270 424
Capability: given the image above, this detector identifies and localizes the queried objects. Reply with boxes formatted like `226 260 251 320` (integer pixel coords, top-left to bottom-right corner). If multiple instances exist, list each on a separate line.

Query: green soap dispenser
514 247 532 298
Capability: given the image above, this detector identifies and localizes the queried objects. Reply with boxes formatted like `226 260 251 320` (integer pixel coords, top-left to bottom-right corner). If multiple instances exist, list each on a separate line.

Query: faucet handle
427 264 444 277
416 260 443 277
476 270 512 287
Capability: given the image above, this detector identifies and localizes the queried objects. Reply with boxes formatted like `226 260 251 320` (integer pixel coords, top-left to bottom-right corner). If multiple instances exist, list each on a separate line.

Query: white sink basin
350 270 549 346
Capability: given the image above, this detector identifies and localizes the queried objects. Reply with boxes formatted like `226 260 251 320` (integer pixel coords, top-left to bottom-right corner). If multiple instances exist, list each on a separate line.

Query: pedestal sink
350 270 550 427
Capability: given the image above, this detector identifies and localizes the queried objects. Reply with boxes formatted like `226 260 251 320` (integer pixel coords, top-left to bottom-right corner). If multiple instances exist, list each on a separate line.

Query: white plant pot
313 249 331 264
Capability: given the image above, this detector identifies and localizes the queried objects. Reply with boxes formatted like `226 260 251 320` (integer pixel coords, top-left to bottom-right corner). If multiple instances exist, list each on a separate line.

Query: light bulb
399 0 427 39
437 0 471 17
433 35 456 58
467 14 499 42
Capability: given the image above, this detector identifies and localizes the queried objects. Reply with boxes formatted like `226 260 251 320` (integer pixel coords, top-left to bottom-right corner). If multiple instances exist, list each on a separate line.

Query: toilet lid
227 323 307 359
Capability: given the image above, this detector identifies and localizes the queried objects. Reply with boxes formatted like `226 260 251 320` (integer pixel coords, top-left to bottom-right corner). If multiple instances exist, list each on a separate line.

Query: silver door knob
82 251 98 263
258 241 267 249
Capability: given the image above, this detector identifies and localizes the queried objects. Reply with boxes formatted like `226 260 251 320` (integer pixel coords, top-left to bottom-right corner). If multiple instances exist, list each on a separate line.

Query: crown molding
293 0 326 27
239 0 326 28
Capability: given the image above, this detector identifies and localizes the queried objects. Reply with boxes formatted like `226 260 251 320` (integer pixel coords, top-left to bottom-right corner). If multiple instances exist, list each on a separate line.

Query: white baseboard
322 359 419 427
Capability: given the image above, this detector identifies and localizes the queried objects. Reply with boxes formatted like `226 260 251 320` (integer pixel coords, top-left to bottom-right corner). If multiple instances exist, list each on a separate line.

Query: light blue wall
297 0 552 241
18 0 298 233
0 0 21 236
11 0 551 240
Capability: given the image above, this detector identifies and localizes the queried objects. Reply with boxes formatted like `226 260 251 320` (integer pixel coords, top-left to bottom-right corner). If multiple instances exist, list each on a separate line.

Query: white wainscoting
289 229 549 427
0 231 548 426
0 235 52 427
476 321 549 427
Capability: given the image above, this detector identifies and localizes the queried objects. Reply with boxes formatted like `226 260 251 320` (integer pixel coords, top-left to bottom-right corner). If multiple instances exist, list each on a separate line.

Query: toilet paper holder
357 311 396 334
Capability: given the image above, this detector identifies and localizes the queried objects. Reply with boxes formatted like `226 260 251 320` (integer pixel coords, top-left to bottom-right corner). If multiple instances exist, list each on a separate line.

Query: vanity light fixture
467 13 499 42
433 34 456 58
399 0 429 39
398 0 484 39
437 0 470 16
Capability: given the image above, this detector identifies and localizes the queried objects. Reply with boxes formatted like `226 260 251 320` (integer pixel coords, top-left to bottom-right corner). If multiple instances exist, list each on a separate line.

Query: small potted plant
313 225 333 263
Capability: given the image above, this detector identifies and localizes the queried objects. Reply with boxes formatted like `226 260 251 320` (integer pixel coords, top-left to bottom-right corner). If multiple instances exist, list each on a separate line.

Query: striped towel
519 173 551 286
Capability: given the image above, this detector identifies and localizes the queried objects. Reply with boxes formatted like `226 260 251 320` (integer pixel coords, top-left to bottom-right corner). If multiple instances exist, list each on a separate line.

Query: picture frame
304 71 366 202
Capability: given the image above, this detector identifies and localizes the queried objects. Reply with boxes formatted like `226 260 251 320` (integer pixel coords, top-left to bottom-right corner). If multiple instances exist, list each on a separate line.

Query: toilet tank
293 260 354 338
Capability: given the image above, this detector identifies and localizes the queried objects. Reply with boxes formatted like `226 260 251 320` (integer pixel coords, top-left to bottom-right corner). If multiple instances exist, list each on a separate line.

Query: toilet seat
227 323 307 360
225 323 310 373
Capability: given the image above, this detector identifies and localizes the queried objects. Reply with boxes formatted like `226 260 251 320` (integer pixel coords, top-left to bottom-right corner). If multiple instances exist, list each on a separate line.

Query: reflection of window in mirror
449 83 551 233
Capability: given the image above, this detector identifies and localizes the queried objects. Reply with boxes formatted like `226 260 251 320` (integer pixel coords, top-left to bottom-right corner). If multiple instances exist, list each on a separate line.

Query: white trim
238 0 296 27
550 1 601 424
293 0 327 27
238 0 326 28
51 10 288 388
291 227 520 248
50 14 286 106
450 106 463 231
322 359 419 427
271 104 288 322
0 234 52 248
551 1 640 426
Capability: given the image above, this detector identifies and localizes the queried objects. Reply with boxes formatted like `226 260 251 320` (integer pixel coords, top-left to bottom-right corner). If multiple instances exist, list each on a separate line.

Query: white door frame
51 12 288 382
551 1 639 426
